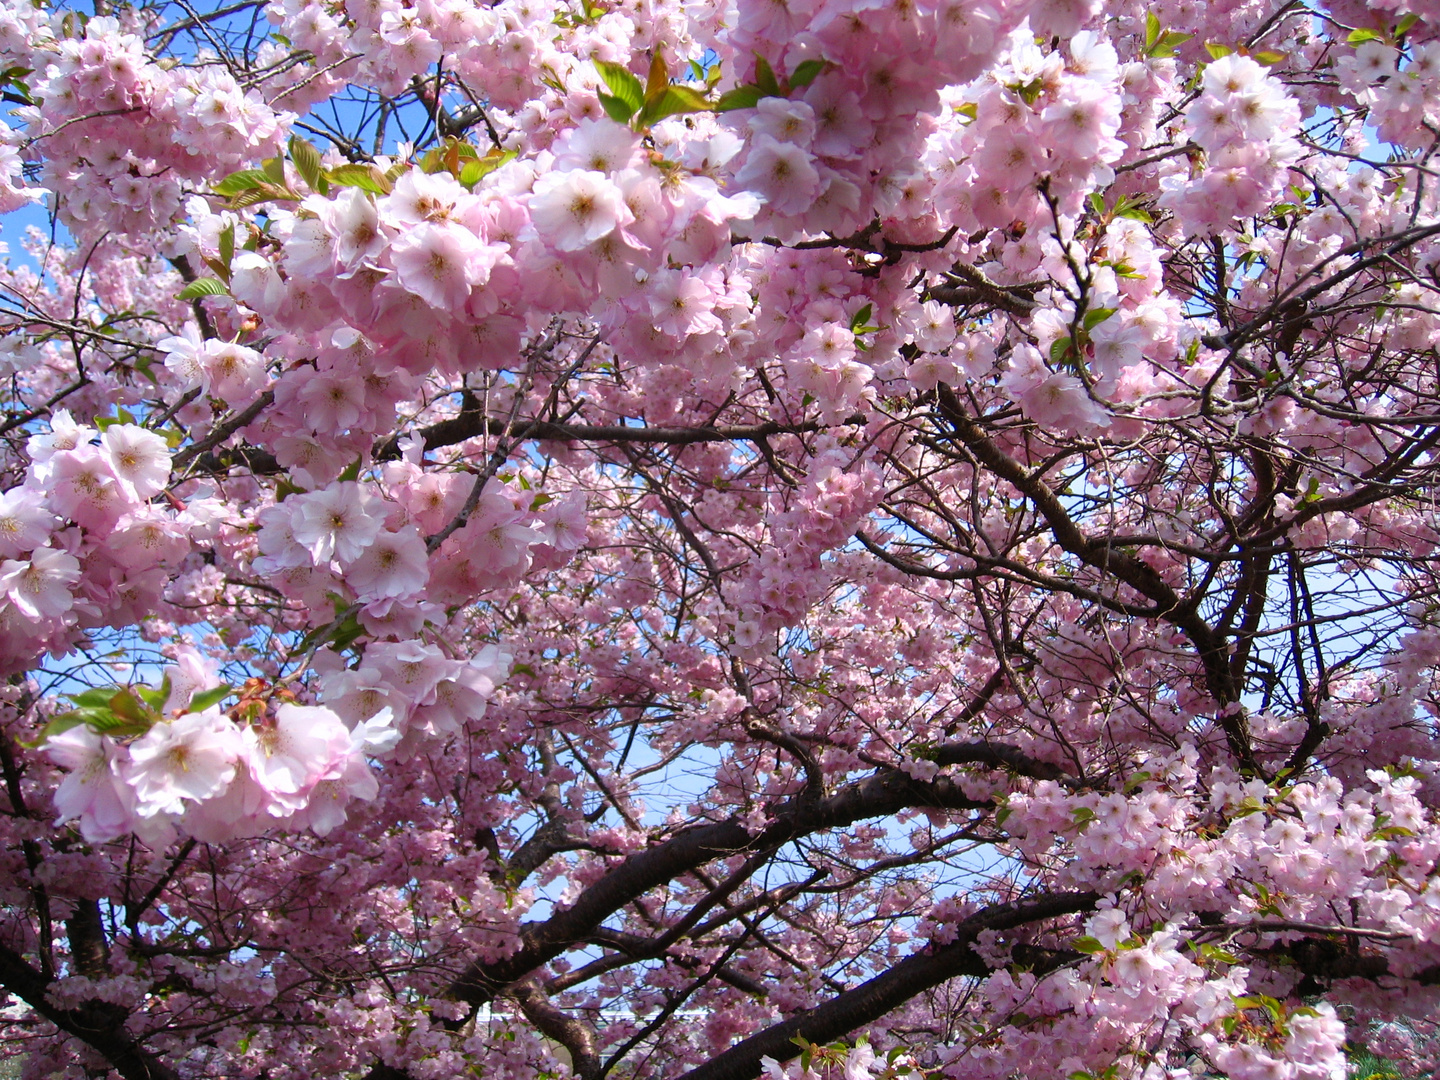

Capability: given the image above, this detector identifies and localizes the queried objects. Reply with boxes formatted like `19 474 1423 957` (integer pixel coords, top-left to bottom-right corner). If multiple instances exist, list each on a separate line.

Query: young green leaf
288 134 328 194
637 84 711 126
186 684 234 713
67 687 118 710
594 59 646 115
645 49 668 104
459 149 516 188
177 278 229 301
789 58 825 88
715 84 765 111
218 222 235 271
598 91 637 123
1150 30 1192 58
213 168 273 197
328 163 393 194
21 711 88 748
753 54 781 97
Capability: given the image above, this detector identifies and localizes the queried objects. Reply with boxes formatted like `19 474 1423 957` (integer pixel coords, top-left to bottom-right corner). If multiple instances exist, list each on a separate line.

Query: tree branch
446 765 992 1005
674 891 1098 1080
0 941 179 1080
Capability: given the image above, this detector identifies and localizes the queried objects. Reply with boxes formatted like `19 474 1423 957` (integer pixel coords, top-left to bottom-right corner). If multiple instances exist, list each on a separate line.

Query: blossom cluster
2 0 1440 1077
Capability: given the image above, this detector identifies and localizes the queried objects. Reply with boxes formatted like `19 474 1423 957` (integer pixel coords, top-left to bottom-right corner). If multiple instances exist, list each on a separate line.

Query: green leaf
289 134 328 194
1197 943 1240 964
849 303 874 333
1082 306 1116 331
789 58 825 88
645 49 669 105
133 355 161 387
598 90 637 123
329 613 366 652
1123 769 1153 793
338 458 362 483
177 278 229 301
1050 336 1074 365
459 149 516 188
1396 12 1420 38
1072 936 1107 954
1347 27 1384 44
419 142 479 175
107 688 156 726
67 687 118 709
1070 805 1095 825
753 54 780 97
1252 49 1286 65
0 66 34 103
213 168 273 197
95 407 137 432
1114 197 1153 223
328 163 393 194
1205 42 1233 59
22 711 88 748
1150 30 1193 58
186 684 234 713
594 59 645 115
715 84 765 111
201 255 231 283
261 155 288 187
95 722 156 739
218 222 235 272
1014 77 1043 105
1144 10 1161 51
227 184 299 209
637 84 711 126
136 676 172 712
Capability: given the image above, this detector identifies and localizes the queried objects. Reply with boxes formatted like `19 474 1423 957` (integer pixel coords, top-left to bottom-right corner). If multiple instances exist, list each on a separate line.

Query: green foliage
176 277 229 301
1144 12 1192 58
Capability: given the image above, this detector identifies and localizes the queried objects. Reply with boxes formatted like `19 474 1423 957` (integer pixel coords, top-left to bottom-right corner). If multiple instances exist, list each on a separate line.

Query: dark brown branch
0 941 179 1080
510 977 602 1080
198 416 855 476
446 766 991 1005
674 891 1099 1080
67 898 110 978
172 389 275 468
930 741 1068 781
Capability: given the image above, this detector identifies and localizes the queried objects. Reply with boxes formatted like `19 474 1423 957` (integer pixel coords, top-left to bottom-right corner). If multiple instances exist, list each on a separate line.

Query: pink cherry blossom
123 707 243 818
528 169 634 251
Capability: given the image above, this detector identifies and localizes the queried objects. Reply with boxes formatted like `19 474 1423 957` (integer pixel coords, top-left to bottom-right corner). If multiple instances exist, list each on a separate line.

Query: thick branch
0 941 178 1080
674 891 1098 1080
510 977 602 1080
446 766 990 1005
196 416 851 476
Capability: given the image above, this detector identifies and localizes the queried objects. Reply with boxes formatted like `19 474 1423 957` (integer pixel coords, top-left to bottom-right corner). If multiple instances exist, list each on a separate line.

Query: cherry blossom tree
3 0 1440 1077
